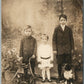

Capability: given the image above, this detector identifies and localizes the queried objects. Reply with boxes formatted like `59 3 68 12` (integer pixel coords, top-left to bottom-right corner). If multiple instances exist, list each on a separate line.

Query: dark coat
53 25 74 64
53 25 74 55
19 36 37 63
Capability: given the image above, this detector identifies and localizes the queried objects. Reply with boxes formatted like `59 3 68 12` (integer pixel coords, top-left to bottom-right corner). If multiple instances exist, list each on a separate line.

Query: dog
62 64 75 84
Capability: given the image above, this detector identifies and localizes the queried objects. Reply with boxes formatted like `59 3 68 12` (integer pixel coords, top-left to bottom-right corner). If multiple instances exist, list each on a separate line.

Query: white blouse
37 44 53 62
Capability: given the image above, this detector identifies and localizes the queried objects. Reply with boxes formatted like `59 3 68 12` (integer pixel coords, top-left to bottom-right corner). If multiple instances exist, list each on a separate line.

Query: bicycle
10 57 41 84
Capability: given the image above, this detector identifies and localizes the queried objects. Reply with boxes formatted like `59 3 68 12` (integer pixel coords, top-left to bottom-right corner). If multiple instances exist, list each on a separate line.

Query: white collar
60 25 65 31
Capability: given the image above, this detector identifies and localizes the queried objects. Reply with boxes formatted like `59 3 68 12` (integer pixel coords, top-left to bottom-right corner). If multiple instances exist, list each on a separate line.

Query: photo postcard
1 0 83 84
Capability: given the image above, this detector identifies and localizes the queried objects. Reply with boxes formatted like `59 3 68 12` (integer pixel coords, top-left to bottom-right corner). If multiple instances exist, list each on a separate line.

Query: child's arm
19 39 23 57
50 47 54 61
33 39 37 58
37 55 42 63
37 45 42 63
18 39 23 61
52 28 58 53
70 29 74 52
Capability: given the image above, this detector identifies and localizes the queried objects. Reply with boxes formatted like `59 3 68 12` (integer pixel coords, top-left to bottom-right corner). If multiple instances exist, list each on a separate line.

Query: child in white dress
37 34 53 82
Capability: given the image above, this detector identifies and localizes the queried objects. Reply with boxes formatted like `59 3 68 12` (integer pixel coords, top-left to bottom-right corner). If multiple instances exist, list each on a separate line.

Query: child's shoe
41 79 45 83
48 79 52 82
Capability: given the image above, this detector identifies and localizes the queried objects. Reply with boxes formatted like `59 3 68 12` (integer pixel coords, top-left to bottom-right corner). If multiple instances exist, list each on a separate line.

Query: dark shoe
59 77 64 81
57 77 64 83
48 79 52 82
41 79 45 83
21 81 27 84
56 79 60 83
60 80 65 83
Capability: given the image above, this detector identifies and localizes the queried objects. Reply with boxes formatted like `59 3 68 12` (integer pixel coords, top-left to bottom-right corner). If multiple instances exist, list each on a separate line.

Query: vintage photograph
1 0 83 84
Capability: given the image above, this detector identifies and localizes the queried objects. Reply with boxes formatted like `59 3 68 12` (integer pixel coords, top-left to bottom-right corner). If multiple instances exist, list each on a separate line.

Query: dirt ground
2 70 83 84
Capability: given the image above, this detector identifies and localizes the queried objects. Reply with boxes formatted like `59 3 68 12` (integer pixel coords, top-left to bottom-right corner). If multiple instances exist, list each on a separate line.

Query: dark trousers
24 66 35 79
23 60 35 80
58 64 63 79
57 54 72 79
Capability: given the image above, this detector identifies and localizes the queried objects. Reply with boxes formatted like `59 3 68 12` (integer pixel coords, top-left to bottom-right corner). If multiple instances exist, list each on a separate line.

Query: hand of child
17 57 23 61
71 49 74 54
53 51 57 54
31 55 35 59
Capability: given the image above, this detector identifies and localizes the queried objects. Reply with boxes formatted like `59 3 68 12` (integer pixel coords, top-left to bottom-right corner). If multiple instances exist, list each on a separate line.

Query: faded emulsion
1 0 83 84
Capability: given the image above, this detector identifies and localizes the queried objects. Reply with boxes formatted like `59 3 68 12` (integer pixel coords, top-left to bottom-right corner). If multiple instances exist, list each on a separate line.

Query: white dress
37 43 53 69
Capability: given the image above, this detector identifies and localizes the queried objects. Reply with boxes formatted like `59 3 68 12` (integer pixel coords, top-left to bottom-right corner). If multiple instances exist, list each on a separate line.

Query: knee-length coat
53 25 74 64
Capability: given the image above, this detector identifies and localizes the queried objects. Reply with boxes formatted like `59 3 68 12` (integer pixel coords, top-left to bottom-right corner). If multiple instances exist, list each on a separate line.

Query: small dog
62 64 75 84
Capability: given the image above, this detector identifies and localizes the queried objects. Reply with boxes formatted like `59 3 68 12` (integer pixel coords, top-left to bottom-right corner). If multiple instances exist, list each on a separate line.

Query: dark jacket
20 36 37 63
53 25 74 55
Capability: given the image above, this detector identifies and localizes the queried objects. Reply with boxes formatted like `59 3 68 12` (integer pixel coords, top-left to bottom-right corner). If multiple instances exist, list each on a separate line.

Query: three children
18 14 74 83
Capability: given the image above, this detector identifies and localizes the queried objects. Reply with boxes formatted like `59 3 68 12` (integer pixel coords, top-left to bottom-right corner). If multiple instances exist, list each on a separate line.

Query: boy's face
24 28 32 36
59 17 67 25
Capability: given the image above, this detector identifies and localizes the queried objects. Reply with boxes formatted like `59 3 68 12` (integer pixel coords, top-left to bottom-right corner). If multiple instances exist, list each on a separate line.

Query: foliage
2 48 19 73
72 0 83 10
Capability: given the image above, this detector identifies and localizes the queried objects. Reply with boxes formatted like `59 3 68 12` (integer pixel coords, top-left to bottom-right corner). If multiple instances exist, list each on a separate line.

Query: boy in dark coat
19 25 37 80
53 14 74 81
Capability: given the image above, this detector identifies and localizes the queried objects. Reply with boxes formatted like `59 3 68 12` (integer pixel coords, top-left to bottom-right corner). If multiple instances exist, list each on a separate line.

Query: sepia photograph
1 0 83 84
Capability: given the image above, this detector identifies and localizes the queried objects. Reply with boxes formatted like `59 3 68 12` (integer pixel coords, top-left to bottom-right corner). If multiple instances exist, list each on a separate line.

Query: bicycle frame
10 57 35 83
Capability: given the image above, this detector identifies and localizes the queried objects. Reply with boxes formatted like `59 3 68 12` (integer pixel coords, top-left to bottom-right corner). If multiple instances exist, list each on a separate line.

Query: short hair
41 34 49 40
24 25 32 31
59 14 67 20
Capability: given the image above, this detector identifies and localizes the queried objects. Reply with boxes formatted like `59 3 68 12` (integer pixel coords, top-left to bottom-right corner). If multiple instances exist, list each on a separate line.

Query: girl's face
41 35 48 43
59 17 67 25
24 28 32 36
